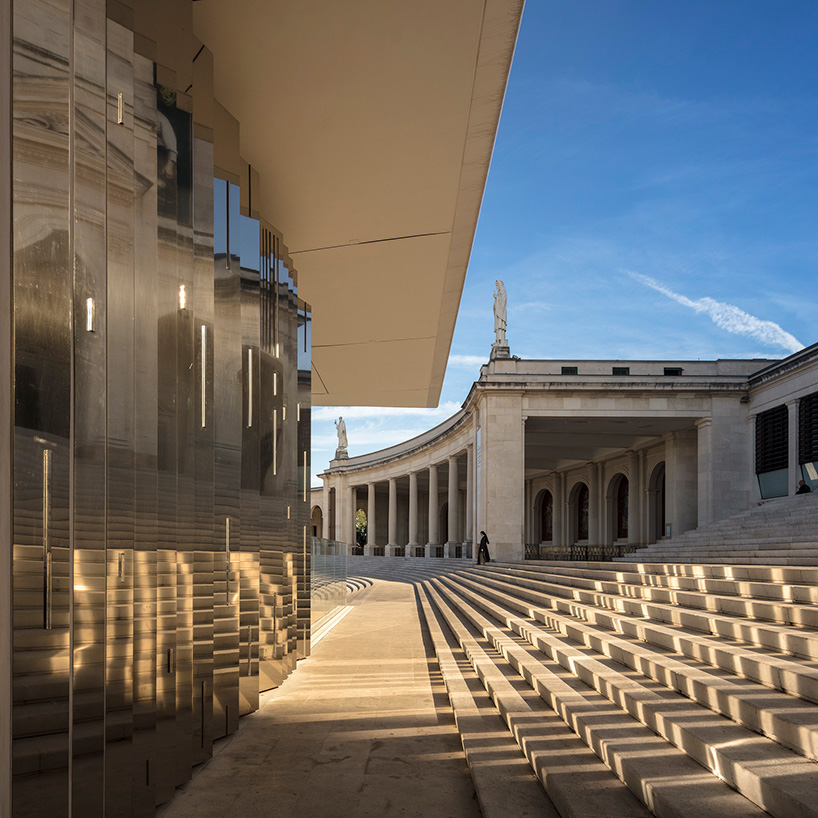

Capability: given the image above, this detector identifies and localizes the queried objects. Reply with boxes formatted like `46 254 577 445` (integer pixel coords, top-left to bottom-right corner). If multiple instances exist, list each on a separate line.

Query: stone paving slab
157 579 481 818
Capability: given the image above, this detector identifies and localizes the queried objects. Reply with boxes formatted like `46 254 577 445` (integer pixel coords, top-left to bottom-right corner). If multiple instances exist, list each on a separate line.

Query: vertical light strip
297 402 301 422
225 516 231 587
273 409 277 474
86 297 94 332
42 449 51 630
117 92 124 124
247 348 253 427
200 324 206 428
273 371 277 396
303 451 307 497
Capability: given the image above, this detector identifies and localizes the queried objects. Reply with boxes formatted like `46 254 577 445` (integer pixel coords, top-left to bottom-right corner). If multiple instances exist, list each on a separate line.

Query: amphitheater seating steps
629 492 818 563
417 559 818 818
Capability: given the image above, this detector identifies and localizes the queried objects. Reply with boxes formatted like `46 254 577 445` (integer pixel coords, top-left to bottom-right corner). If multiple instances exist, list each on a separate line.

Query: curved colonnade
321 411 478 559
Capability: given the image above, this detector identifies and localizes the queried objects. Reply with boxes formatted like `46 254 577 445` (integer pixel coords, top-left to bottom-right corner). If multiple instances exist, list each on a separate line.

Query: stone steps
632 493 818 562
482 563 818 630
420 561 818 818
471 566 818 659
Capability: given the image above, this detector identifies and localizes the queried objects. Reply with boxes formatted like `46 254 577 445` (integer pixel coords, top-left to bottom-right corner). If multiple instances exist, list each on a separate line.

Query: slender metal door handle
246 348 253 428
42 449 51 630
201 324 207 428
225 516 231 589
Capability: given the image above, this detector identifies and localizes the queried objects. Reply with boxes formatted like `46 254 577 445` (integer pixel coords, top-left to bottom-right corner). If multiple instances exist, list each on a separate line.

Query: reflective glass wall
7 4 311 816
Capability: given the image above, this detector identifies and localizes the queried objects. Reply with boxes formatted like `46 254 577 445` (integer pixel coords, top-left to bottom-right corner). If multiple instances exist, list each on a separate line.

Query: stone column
386 476 397 556
695 418 713 525
445 455 459 557
749 415 761 503
552 474 563 548
346 486 356 555
665 429 698 537
427 464 439 557
322 482 329 538
628 451 641 546
587 463 599 545
465 445 474 551
365 482 376 556
788 400 799 495
407 471 418 557
482 393 525 561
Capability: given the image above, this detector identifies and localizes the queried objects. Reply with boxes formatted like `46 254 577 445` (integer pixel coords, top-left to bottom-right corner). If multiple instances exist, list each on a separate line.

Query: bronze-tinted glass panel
12 2 72 815
72 4 107 815
132 50 159 815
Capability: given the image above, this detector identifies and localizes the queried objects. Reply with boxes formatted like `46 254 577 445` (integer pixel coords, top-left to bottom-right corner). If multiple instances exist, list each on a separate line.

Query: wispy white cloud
312 401 461 422
627 271 804 353
448 354 487 369
511 300 551 312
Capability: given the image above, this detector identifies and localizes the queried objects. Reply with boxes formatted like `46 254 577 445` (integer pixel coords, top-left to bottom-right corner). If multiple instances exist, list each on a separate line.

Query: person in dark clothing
797 480 812 494
477 530 491 565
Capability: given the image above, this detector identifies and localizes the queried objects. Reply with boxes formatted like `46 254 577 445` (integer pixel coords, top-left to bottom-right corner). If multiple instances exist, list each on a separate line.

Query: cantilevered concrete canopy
193 0 523 406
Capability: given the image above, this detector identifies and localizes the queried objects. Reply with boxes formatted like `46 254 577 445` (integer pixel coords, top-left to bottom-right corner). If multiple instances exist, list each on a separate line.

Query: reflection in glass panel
758 468 788 499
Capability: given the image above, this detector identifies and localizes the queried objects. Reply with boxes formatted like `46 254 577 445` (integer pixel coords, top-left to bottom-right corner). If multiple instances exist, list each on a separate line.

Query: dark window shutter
799 392 818 464
755 404 788 474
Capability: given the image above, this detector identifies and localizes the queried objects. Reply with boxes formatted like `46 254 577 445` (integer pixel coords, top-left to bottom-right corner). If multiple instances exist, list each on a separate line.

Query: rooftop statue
335 416 348 452
493 279 507 345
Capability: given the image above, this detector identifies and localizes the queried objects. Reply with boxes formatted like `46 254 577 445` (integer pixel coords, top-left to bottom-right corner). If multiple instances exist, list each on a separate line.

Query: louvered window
755 405 788 474
799 392 818 465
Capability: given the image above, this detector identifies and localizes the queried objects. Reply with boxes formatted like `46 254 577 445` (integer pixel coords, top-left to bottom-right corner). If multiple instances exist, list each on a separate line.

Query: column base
406 542 418 558
385 543 397 557
444 541 461 558
425 542 439 558
364 544 374 557
462 540 473 559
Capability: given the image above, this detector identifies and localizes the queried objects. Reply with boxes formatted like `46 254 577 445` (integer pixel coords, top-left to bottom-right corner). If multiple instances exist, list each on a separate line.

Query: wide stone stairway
416 558 818 818
629 491 818 563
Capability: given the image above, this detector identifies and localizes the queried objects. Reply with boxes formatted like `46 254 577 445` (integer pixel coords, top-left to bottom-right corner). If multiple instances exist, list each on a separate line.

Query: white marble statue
335 416 348 450
493 279 507 345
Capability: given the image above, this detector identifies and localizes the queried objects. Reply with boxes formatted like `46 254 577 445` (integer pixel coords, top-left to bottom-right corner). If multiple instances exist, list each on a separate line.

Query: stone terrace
161 545 818 818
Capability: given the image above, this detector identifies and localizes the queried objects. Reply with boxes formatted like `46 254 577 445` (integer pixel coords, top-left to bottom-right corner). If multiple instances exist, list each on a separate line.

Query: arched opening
439 502 448 544
647 461 666 543
310 505 323 538
355 508 367 553
568 482 589 544
616 476 629 539
538 490 553 542
604 473 629 545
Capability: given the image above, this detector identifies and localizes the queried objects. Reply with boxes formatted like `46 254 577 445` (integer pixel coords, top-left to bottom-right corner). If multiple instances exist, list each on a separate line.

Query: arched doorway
571 483 589 543
310 505 323 538
615 475 629 540
539 490 553 542
648 461 666 543
355 508 367 552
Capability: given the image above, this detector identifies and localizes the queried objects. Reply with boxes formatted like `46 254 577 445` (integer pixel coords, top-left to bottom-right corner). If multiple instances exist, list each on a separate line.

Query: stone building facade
317 343 818 563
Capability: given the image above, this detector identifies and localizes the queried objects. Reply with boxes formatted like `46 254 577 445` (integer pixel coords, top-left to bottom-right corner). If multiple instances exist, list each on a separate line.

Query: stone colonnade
325 443 476 559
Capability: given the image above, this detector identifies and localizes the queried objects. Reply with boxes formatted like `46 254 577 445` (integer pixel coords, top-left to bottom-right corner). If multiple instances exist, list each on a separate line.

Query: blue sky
311 0 818 483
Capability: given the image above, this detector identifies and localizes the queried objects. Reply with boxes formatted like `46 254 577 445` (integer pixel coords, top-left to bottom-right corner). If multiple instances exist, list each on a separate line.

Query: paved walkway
158 578 482 818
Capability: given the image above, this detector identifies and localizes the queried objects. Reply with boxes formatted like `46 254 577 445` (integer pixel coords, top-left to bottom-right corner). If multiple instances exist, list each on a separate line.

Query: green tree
355 509 367 549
